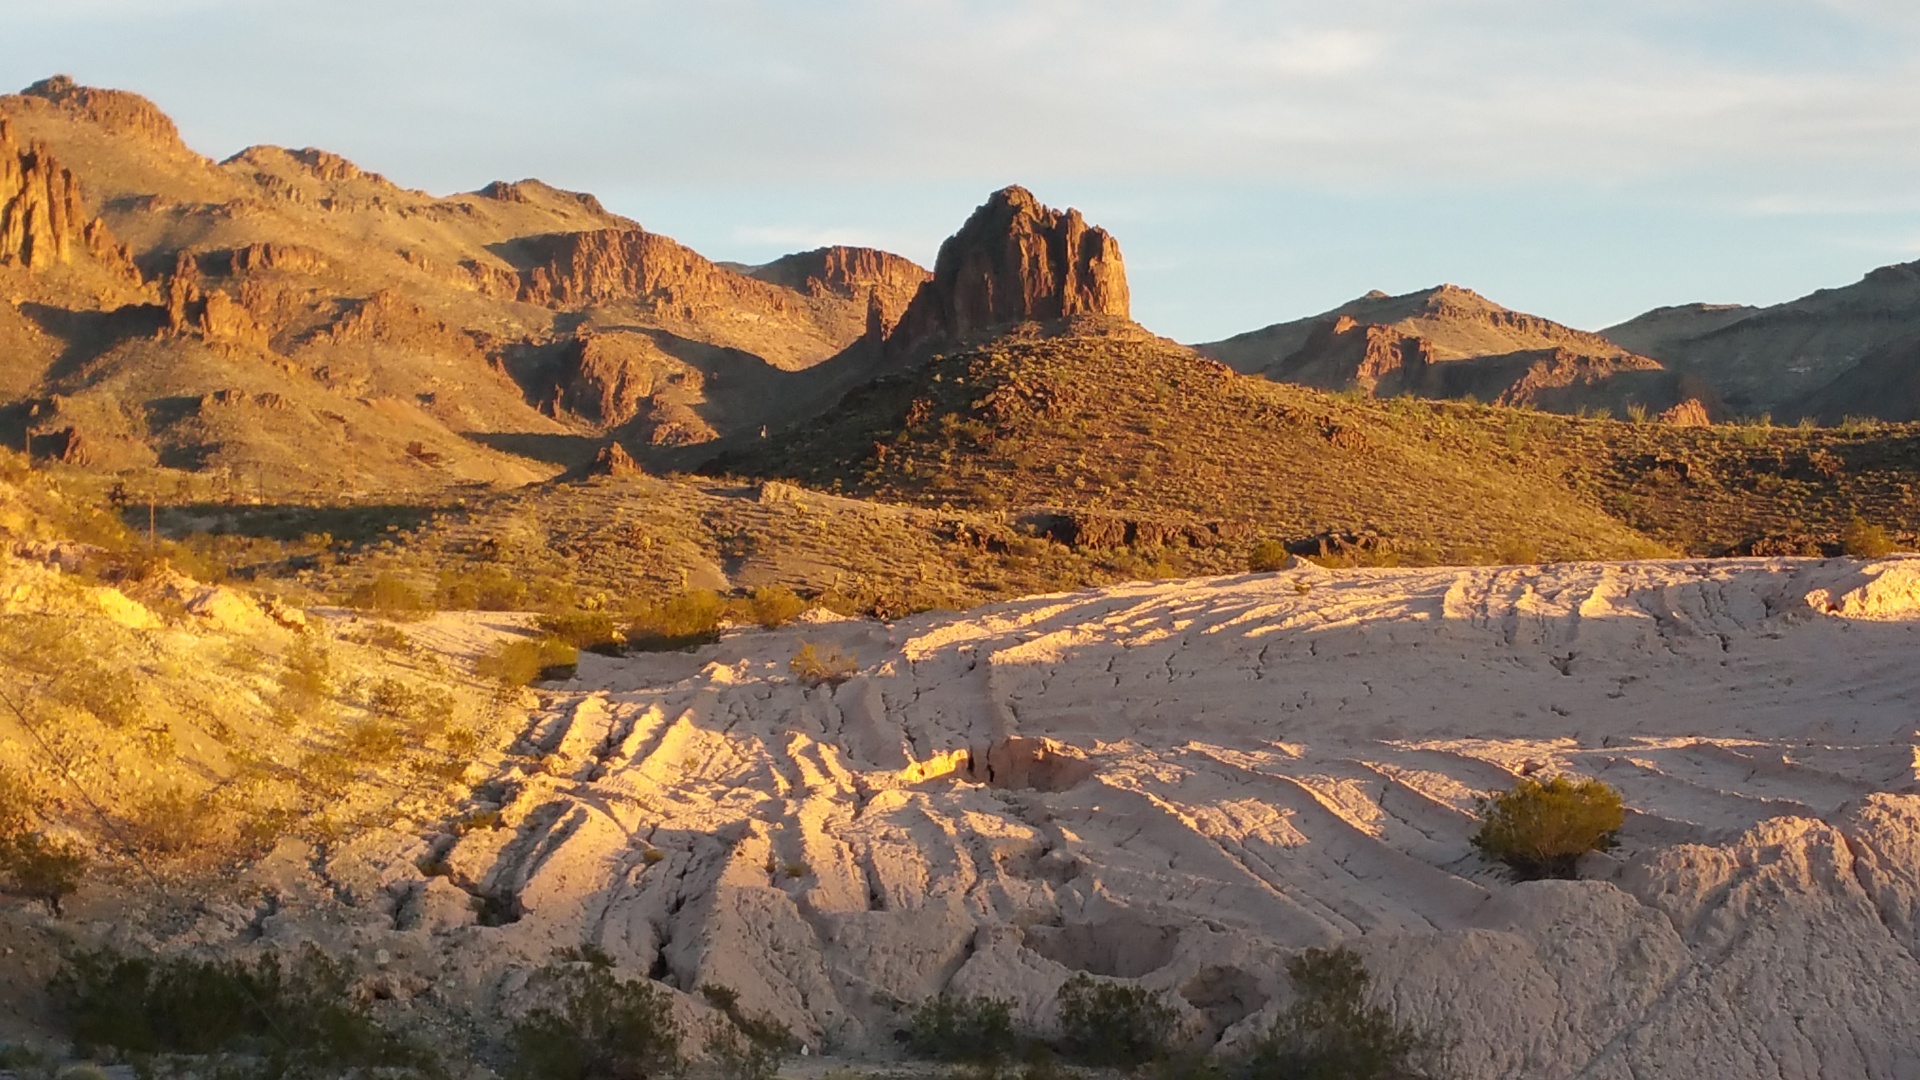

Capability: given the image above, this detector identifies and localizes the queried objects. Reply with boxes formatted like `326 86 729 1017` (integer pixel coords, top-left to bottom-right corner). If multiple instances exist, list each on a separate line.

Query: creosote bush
1471 775 1625 880
51 945 431 1077
699 983 796 1080
510 964 682 1080
1842 515 1897 558
625 591 728 652
347 573 428 620
538 610 625 654
1247 540 1290 573
902 994 1019 1064
743 585 811 629
789 642 857 688
1056 973 1180 1068
0 766 86 916
477 637 580 688
1238 946 1446 1080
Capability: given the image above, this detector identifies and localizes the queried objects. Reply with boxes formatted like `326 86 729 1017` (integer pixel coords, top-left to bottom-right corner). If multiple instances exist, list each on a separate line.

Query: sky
8 0 1920 342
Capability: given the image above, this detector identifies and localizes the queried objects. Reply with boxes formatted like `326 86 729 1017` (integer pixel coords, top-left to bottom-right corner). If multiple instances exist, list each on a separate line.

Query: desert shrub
509 964 682 1080
437 565 530 611
1055 973 1179 1068
274 635 334 725
742 585 811 629
1842 515 1897 558
347 573 428 620
123 786 218 858
1494 537 1541 566
1237 947 1445 1080
698 983 795 1080
902 994 1020 1063
477 637 579 688
537 610 624 654
51 944 427 1075
789 642 856 688
1247 540 1290 573
625 591 728 652
1471 775 1624 880
0 831 88 916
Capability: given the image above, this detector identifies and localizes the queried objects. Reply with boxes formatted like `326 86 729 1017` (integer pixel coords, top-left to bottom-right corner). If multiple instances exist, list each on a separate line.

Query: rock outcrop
0 114 136 277
18 75 185 153
748 246 931 335
888 186 1130 351
519 229 798 314
161 251 269 346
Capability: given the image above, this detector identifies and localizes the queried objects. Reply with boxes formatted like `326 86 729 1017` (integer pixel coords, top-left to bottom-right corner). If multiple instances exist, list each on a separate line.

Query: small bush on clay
1055 974 1179 1068
509 964 682 1080
1471 775 1624 880
1247 540 1290 573
742 585 811 629
789 643 856 688
1842 515 1897 558
1236 946 1446 1080
477 637 579 688
902 994 1020 1064
625 591 728 652
347 573 429 620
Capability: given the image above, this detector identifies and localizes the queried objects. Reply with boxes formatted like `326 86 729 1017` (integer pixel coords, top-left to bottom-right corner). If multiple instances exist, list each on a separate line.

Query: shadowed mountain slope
1200 285 1711 421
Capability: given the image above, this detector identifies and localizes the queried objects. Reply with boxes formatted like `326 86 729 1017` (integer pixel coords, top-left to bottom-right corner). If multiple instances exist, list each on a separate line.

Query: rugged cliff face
888 186 1130 351
748 245 931 335
0 114 136 278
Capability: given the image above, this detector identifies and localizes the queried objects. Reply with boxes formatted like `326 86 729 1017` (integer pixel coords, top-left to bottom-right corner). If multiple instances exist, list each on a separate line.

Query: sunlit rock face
305 557 1920 1079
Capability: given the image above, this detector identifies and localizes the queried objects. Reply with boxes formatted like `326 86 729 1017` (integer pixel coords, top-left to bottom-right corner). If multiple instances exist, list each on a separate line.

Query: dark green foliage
509 965 682 1080
697 984 797 1055
903 994 1020 1063
477 637 580 687
0 831 87 916
538 610 625 654
697 983 795 1080
1471 775 1625 881
1247 540 1290 573
1056 973 1179 1068
1238 947 1445 1080
51 945 429 1077
624 591 727 652
1842 515 1897 557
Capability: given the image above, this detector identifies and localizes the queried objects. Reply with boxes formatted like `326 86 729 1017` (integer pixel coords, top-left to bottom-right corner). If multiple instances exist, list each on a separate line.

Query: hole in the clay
964 736 1096 792
1022 915 1180 977
1181 965 1268 1040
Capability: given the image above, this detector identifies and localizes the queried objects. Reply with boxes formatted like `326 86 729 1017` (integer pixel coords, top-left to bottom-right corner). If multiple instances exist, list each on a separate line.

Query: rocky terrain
1605 260 1920 418
1198 285 1712 421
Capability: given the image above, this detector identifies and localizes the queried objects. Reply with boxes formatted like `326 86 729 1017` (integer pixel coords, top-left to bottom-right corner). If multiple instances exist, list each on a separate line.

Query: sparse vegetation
509 964 683 1080
52 945 432 1076
1471 775 1625 880
902 994 1020 1064
477 636 579 687
1055 973 1180 1068
1842 515 1898 557
626 590 729 651
1238 947 1447 1080
1247 540 1290 572
347 572 429 619
790 642 857 688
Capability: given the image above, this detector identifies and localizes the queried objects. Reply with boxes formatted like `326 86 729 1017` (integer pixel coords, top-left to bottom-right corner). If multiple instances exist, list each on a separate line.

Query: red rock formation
518 228 802 315
161 251 268 346
0 114 138 279
216 242 328 276
19 75 185 152
1280 316 1435 392
1660 398 1713 427
749 246 930 333
888 186 1130 351
588 441 642 477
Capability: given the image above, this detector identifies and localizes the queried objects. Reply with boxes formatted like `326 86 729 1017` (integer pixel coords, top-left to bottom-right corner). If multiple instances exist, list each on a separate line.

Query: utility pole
148 495 156 550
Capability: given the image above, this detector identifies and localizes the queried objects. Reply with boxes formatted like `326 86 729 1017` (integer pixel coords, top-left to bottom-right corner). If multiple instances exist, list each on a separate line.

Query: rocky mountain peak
887 185 1130 351
19 75 185 153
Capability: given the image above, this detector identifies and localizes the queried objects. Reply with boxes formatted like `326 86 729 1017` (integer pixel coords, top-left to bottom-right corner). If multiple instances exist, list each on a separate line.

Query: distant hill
0 75 927 493
1605 260 1920 417
1198 284 1711 421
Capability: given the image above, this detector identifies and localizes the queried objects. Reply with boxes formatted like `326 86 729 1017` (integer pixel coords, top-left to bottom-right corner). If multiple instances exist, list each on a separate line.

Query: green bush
537 610 625 654
903 994 1020 1063
1247 540 1290 573
0 831 87 916
1471 775 1624 880
478 637 580 687
1056 973 1179 1068
1842 515 1897 557
51 945 428 1075
790 642 857 688
626 591 728 651
698 983 795 1080
510 964 682 1080
1238 947 1445 1080
347 573 428 619
742 586 811 629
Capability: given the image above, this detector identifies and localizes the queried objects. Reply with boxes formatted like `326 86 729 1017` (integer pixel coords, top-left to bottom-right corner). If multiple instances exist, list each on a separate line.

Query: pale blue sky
8 0 1920 341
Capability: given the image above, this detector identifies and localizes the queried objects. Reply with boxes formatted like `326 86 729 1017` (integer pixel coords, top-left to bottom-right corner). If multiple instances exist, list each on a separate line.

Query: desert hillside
1198 285 1709 420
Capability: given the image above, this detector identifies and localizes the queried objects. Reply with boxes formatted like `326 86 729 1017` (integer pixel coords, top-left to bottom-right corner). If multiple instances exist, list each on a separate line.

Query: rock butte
245 557 1920 1080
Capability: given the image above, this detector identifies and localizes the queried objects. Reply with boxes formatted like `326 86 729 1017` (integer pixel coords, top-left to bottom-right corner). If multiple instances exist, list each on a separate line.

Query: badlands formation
246 556 1920 1080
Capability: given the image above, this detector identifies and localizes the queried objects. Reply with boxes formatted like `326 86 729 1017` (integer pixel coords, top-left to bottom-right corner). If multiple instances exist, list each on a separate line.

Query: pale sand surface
247 559 1920 1078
